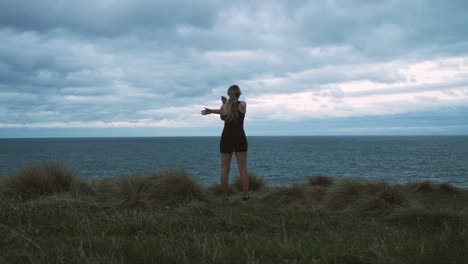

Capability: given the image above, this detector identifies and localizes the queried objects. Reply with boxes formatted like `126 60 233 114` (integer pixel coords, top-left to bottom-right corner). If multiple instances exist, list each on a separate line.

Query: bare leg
235 151 249 198
220 153 233 195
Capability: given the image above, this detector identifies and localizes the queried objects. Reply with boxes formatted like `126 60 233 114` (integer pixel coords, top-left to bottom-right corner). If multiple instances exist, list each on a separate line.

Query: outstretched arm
201 107 222 115
201 96 227 116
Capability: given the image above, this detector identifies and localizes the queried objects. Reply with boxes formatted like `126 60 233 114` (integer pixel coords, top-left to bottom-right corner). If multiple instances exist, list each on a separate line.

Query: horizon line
1 134 468 139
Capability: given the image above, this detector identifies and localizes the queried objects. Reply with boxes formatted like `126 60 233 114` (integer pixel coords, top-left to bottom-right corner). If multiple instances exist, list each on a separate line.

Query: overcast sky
1 0 467 137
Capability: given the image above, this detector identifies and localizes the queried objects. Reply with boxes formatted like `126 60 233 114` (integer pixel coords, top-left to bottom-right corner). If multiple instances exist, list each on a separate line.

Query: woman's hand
221 96 227 104
201 107 222 115
201 108 211 115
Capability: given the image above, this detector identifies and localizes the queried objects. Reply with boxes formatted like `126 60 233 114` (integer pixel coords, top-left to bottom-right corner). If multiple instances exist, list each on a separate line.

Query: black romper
220 102 248 153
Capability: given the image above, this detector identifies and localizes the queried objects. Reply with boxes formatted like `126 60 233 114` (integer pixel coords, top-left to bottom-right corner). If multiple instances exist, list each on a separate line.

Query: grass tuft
322 179 361 210
307 175 334 186
406 181 436 192
348 184 408 215
405 181 459 193
97 170 205 207
206 183 236 196
149 169 206 203
304 186 328 204
438 182 459 193
233 172 266 192
97 175 151 208
262 184 304 204
323 180 408 214
1 162 89 199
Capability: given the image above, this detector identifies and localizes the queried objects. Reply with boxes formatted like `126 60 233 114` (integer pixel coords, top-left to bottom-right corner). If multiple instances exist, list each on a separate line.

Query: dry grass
22 193 99 210
97 170 206 207
175 200 214 217
0 162 90 199
303 185 328 204
233 172 266 192
385 208 467 235
406 181 437 192
96 174 152 207
322 179 361 210
261 179 408 212
439 182 459 193
347 185 407 215
1 162 468 263
262 184 304 204
405 181 459 193
307 175 334 186
322 180 408 214
149 169 206 202
206 183 236 196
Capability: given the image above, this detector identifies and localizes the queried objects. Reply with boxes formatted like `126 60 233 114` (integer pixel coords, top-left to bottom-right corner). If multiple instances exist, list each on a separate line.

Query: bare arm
201 96 228 116
220 96 227 120
201 107 222 115
238 101 247 113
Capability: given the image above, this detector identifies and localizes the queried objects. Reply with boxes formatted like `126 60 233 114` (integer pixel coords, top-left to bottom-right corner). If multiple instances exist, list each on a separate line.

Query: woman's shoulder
238 101 247 113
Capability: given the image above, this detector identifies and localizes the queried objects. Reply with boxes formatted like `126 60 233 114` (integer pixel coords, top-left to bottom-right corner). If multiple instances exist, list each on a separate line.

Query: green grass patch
0 162 467 263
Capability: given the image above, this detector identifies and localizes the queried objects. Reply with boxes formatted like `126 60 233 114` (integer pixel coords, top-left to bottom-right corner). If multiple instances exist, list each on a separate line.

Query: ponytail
224 85 241 123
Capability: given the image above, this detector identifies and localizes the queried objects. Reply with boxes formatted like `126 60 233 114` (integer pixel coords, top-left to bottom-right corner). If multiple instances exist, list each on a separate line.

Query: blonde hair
224 85 242 123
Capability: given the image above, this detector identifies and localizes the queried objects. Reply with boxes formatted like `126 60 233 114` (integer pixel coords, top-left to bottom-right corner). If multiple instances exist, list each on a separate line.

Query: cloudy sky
1 0 467 137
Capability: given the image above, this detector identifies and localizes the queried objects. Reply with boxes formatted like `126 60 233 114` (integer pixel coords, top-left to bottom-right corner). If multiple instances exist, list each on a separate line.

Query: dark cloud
0 0 467 135
0 0 218 36
295 0 468 58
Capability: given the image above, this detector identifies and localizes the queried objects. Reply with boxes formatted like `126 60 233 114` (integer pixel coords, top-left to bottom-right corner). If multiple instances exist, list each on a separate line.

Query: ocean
1 136 467 187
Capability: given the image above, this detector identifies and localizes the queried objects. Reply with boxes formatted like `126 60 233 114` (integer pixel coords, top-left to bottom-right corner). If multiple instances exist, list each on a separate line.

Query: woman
201 85 249 200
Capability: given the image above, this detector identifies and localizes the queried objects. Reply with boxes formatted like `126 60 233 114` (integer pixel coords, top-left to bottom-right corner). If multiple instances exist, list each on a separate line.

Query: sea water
1 136 467 187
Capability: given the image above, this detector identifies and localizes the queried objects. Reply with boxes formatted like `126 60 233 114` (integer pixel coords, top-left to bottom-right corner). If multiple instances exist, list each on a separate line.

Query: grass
1 162 91 200
96 169 205 208
233 172 266 192
307 175 334 187
1 162 467 263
